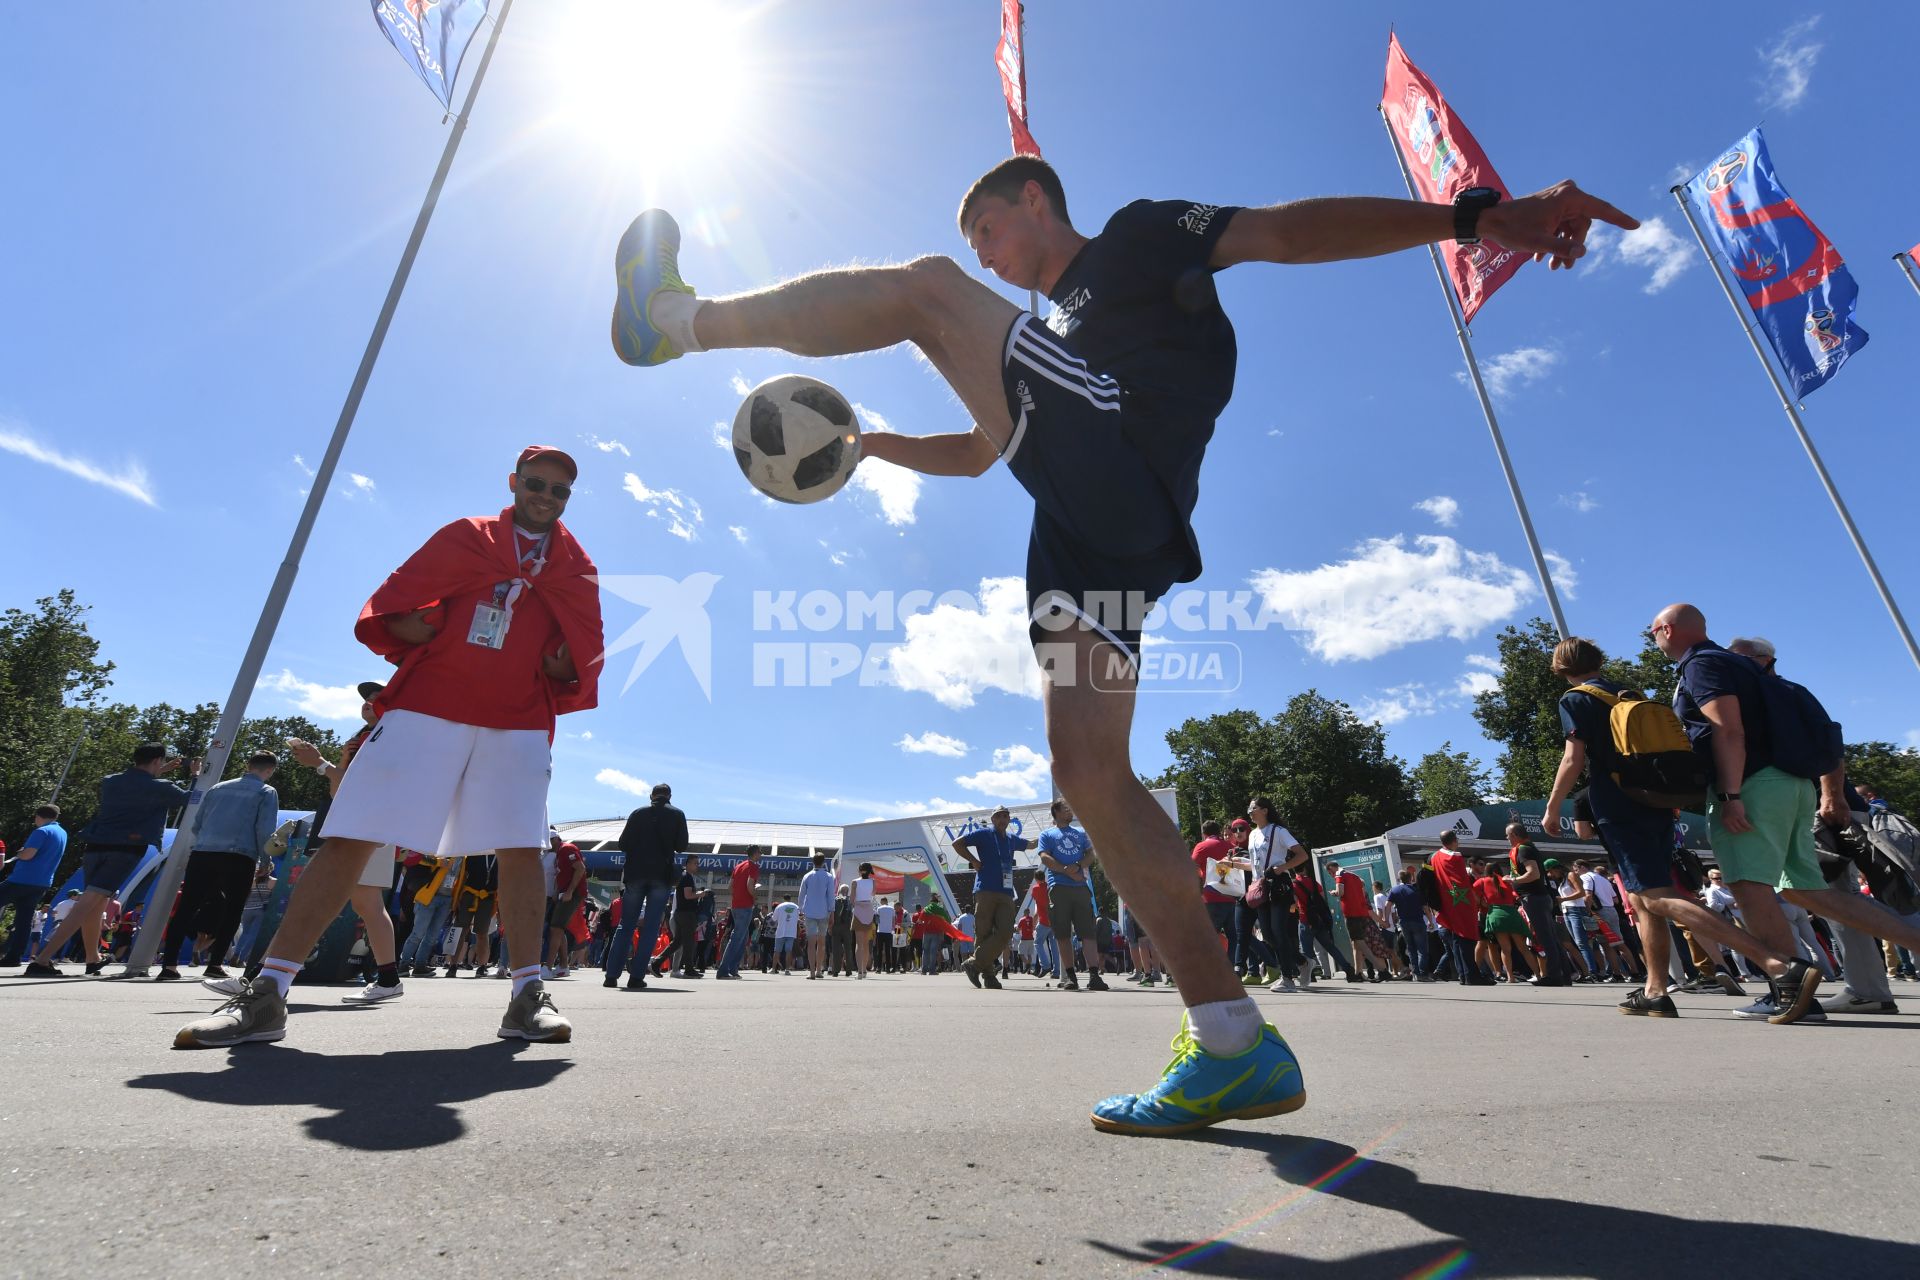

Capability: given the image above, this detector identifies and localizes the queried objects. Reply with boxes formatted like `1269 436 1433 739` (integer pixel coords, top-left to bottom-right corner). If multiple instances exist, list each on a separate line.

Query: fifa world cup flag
1381 34 1522 322
1685 129 1868 396
996 0 1041 157
371 0 490 109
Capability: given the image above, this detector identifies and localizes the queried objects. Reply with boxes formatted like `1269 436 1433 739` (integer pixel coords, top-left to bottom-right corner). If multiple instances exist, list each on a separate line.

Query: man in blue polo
1038 798 1107 992
0 805 67 967
952 806 1029 991
27 742 202 977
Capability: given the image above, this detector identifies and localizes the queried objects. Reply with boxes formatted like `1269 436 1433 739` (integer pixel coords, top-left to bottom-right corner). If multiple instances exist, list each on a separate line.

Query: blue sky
6 2 1917 833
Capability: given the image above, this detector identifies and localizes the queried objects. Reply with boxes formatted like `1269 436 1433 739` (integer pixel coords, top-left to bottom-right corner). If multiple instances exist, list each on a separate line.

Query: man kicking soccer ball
611 159 1633 1135
173 446 603 1049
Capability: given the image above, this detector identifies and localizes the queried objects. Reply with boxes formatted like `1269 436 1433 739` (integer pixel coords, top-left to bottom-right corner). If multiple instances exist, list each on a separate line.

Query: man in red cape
177 446 604 1049
1429 831 1487 985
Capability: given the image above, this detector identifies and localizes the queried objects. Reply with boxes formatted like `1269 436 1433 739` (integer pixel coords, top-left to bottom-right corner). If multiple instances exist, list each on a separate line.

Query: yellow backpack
1571 683 1710 809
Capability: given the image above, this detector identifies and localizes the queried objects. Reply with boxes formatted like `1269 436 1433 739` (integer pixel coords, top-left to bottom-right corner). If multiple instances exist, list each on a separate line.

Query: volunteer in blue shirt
156 751 281 981
1038 798 1108 992
0 805 67 966
952 806 1029 992
27 742 201 976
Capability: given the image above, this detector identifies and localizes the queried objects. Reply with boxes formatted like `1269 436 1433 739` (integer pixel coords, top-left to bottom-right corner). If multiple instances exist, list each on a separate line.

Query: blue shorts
1591 803 1675 895
999 314 1196 663
81 846 144 894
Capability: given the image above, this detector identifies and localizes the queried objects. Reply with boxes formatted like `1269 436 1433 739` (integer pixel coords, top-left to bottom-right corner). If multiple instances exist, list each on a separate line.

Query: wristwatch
1716 791 1741 802
1452 186 1501 245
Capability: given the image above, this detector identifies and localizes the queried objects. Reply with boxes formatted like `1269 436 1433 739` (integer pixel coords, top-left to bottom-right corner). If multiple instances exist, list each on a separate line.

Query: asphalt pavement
3 964 1917 1278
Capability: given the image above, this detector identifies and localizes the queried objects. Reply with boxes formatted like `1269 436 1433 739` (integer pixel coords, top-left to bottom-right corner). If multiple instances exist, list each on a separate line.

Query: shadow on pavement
127 1041 572 1151
1087 1133 1920 1278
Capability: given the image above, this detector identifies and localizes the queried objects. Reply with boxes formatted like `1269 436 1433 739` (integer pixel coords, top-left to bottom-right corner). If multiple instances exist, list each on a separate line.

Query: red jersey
1030 876 1051 925
553 842 586 897
1192 836 1234 904
730 859 759 909
1336 872 1370 917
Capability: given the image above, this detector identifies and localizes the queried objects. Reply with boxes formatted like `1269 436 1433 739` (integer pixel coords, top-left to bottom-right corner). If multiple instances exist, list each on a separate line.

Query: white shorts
323 709 551 857
357 844 398 889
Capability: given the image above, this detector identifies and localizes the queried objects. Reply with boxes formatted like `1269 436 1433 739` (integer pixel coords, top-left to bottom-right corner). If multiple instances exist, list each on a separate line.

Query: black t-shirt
1559 677 1632 813
1508 842 1548 895
1046 199 1241 521
675 870 699 914
618 801 689 883
1673 642 1774 777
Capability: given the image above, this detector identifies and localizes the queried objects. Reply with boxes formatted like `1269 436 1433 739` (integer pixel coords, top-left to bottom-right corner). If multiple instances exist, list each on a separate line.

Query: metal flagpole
47 713 88 806
1671 187 1920 673
1897 251 1920 299
123 0 518 974
1376 108 1569 638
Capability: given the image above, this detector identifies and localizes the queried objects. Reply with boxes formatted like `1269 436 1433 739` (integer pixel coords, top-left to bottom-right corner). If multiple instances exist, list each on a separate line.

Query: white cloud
1759 16 1823 111
897 731 970 758
1249 535 1536 662
956 744 1052 802
1615 218 1693 294
885 576 1044 707
1456 669 1500 697
1906 729 1920 750
0 422 157 507
579 730 593 740
729 371 753 396
819 795 969 822
847 404 925 527
342 472 377 500
1466 346 1560 400
587 435 631 457
828 549 850 567
1560 491 1600 514
1414 496 1459 528
257 669 366 722
711 420 733 451
291 454 315 479
1665 160 1699 187
728 524 749 544
624 472 702 540
1543 550 1579 601
595 768 652 797
1356 684 1440 726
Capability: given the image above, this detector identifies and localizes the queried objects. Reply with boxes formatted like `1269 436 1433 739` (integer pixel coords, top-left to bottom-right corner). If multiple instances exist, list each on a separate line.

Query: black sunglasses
519 475 572 500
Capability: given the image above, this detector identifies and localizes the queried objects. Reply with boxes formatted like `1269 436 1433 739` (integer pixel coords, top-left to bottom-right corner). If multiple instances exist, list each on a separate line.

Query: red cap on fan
517 445 578 480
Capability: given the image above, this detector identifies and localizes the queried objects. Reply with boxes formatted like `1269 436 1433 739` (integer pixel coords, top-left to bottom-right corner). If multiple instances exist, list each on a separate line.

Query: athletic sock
376 963 400 989
648 291 705 353
509 964 543 998
1187 997 1263 1056
255 959 301 996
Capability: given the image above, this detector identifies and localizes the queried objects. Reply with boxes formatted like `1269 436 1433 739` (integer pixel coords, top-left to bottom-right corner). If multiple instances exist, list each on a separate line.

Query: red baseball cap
517 445 578 480
1229 818 1251 830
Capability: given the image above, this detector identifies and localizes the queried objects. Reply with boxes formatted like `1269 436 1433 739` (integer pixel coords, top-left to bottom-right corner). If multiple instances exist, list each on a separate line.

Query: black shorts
999 314 1196 662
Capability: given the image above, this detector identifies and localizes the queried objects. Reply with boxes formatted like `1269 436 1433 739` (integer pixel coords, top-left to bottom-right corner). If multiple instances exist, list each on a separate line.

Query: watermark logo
593 573 721 700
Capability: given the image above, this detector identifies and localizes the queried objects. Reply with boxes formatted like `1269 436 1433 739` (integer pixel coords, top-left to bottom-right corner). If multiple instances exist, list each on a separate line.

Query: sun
544 0 761 178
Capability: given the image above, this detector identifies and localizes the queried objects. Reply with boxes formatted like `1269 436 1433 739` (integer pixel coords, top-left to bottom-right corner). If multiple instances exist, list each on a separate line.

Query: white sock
256 960 301 996
648 290 705 353
1187 997 1263 1056
510 964 543 997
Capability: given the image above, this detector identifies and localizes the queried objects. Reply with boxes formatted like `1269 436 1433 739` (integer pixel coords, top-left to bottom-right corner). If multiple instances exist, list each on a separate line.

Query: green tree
1410 741 1490 816
1148 693 1417 847
0 591 115 834
1843 742 1920 818
1473 618 1676 800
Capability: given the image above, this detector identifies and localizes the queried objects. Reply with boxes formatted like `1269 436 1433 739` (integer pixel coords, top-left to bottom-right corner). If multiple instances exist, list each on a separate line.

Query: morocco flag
1381 34 1524 322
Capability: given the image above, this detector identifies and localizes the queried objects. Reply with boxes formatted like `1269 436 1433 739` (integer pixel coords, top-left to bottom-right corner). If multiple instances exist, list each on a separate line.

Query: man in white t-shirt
875 899 897 972
797 854 836 979
1579 860 1625 952
769 896 801 974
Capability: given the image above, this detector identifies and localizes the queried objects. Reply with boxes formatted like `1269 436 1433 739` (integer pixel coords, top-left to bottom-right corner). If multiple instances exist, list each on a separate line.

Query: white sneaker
202 975 249 997
540 965 555 980
1731 995 1776 1020
1269 978 1296 993
1819 991 1899 1015
343 981 405 1004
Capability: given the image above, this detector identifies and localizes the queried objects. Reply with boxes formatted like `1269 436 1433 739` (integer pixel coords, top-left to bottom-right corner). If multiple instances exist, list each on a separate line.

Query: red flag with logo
1909 241 1920 263
996 0 1040 156
1381 34 1522 322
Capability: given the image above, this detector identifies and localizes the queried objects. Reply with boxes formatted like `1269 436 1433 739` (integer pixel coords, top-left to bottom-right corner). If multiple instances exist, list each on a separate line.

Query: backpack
1752 675 1843 781
1571 683 1710 808
1816 818 1920 916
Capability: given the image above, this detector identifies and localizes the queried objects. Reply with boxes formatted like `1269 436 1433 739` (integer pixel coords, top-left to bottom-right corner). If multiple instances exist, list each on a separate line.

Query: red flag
1381 34 1523 322
995 0 1040 156
1909 241 1920 262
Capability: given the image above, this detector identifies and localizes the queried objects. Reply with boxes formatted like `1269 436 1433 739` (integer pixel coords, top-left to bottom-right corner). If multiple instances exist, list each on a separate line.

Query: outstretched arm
1210 180 1637 271
861 429 997 479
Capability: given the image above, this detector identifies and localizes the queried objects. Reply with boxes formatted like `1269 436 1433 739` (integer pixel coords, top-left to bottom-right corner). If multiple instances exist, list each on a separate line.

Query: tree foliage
1410 741 1491 817
1471 617 1675 800
1149 691 1418 848
1843 742 1920 818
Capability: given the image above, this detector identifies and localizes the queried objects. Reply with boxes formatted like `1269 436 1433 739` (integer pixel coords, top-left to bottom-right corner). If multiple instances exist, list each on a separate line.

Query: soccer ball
731 375 862 504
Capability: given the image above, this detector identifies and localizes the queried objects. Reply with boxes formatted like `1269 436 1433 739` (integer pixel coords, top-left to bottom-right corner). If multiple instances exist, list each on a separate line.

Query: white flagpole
1671 186 1920 674
1897 251 1920 299
122 0 518 974
1377 108 1569 638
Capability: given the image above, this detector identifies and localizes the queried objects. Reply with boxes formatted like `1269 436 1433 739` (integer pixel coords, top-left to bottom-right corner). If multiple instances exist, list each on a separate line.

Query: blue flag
371 0 490 109
1684 128 1867 397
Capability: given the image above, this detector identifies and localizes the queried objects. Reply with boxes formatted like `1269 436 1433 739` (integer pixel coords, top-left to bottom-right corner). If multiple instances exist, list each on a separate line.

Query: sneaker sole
1769 967 1823 1025
611 211 687 366
1619 1006 1679 1018
496 1024 573 1043
1090 1090 1308 1137
173 1026 285 1049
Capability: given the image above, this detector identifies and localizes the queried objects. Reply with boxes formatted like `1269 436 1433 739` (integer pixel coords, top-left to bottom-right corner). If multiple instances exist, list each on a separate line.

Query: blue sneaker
1090 1015 1306 1137
610 209 696 366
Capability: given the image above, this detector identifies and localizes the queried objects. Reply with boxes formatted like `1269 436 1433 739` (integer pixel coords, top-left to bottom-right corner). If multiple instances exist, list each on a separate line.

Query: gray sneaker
174 979 287 1048
498 980 572 1042
1819 990 1899 1015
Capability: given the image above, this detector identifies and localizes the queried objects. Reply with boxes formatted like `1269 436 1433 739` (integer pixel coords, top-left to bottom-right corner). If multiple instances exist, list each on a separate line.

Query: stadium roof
555 816 842 857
